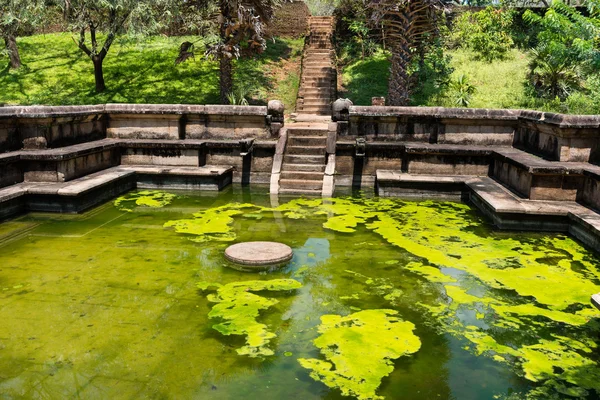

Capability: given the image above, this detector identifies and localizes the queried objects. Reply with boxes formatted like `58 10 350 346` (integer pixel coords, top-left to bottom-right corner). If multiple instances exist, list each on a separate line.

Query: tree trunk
220 55 233 104
4 35 22 70
92 56 106 93
388 46 411 106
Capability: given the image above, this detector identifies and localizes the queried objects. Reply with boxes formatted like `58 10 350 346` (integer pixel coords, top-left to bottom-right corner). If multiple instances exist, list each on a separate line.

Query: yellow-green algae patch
114 190 178 211
298 309 421 400
165 203 261 242
169 197 600 396
198 279 302 357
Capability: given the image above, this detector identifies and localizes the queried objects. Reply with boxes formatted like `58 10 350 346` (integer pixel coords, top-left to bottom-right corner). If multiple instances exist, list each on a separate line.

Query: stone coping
0 104 268 118
0 165 233 201
493 148 599 176
0 138 277 163
348 106 600 128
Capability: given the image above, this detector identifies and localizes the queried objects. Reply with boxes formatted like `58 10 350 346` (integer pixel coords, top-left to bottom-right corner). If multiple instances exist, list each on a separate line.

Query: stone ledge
0 104 269 118
349 106 520 121
348 106 600 128
592 293 600 311
0 164 234 218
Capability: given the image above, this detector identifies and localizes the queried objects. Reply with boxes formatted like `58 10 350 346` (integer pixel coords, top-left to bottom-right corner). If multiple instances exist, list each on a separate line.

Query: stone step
286 145 326 156
302 90 333 96
284 154 326 164
302 96 331 102
297 105 332 113
280 171 324 181
302 77 334 83
302 99 331 106
279 188 323 196
288 135 327 146
304 66 334 72
303 62 334 67
286 128 328 136
282 163 326 172
279 179 323 190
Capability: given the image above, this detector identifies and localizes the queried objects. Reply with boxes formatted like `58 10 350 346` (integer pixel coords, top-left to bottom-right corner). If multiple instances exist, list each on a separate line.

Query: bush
451 7 515 62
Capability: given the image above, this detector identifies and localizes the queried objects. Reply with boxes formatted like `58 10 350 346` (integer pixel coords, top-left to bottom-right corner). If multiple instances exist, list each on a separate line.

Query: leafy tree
524 0 600 99
60 0 172 93
0 0 45 69
370 0 444 105
177 0 281 104
451 7 515 62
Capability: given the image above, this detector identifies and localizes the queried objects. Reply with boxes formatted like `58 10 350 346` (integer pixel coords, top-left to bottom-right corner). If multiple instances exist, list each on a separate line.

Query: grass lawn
0 33 303 108
340 47 600 114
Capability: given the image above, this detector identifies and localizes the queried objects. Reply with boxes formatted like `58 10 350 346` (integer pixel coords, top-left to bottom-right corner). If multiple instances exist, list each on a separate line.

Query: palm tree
370 0 444 105
178 0 280 104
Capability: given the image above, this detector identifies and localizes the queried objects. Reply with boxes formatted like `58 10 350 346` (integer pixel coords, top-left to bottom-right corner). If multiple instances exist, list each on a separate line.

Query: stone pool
1 188 599 399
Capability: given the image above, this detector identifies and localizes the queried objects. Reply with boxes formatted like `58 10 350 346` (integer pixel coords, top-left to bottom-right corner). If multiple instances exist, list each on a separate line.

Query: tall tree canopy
370 0 444 105
177 0 282 104
60 0 172 92
0 0 45 69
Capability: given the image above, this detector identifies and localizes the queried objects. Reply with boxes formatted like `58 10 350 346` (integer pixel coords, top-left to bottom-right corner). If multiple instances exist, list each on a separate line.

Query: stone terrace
0 102 599 254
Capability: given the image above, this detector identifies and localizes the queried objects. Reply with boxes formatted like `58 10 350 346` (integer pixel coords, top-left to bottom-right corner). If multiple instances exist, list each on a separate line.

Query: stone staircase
279 125 328 195
296 16 336 115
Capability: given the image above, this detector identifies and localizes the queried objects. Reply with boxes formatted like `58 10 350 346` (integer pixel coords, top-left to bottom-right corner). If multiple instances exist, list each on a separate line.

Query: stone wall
341 106 600 163
345 106 519 145
0 104 277 151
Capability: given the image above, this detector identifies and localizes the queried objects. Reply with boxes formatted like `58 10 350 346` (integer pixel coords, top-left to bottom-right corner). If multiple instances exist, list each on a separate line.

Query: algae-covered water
1 188 600 399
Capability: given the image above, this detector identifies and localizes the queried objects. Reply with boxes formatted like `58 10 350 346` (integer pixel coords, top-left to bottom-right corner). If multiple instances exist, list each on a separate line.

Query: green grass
340 47 600 114
340 49 389 105
0 33 303 107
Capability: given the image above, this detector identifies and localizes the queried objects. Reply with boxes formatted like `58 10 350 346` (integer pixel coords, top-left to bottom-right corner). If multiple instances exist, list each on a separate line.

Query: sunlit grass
340 47 600 114
0 33 303 107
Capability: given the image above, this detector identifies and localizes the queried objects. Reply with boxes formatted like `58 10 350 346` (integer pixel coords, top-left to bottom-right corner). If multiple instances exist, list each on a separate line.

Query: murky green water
1 188 599 400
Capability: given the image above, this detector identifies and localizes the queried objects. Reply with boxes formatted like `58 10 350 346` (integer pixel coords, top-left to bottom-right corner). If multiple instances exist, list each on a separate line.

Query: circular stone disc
225 241 293 267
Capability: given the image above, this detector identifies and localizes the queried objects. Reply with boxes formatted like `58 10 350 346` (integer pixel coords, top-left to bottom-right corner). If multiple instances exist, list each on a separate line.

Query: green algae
114 190 178 211
197 279 302 357
164 196 600 396
164 203 260 242
299 309 421 400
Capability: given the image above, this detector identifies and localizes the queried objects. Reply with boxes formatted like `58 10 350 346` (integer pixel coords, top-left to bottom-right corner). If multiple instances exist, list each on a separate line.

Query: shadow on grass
341 54 390 106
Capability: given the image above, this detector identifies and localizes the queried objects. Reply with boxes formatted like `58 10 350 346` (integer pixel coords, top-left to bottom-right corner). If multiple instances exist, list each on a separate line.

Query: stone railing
0 102 284 152
333 102 600 163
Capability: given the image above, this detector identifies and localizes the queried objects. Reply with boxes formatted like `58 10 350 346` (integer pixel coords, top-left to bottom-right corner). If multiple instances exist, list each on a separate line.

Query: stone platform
224 242 293 269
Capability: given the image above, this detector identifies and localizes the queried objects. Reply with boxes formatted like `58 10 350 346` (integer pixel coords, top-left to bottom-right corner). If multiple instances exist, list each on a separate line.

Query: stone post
267 100 285 137
332 98 353 136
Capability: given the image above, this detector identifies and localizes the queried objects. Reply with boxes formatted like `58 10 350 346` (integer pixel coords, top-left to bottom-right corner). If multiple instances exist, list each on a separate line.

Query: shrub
451 7 515 62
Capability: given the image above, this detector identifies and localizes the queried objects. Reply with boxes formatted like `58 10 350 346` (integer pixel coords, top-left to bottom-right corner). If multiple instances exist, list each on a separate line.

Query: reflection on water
0 188 598 399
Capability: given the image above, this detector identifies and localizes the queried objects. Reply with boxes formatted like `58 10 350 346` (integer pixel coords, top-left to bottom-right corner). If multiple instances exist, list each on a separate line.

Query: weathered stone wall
515 111 600 162
343 106 600 163
345 107 519 145
0 104 275 152
581 172 600 211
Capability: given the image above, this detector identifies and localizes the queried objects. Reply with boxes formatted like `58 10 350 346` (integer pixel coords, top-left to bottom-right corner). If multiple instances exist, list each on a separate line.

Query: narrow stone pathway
271 16 336 196
295 16 336 115
278 123 329 195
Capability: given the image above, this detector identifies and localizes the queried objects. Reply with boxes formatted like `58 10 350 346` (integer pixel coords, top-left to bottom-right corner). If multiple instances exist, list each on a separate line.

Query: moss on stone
298 309 421 400
198 279 302 357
